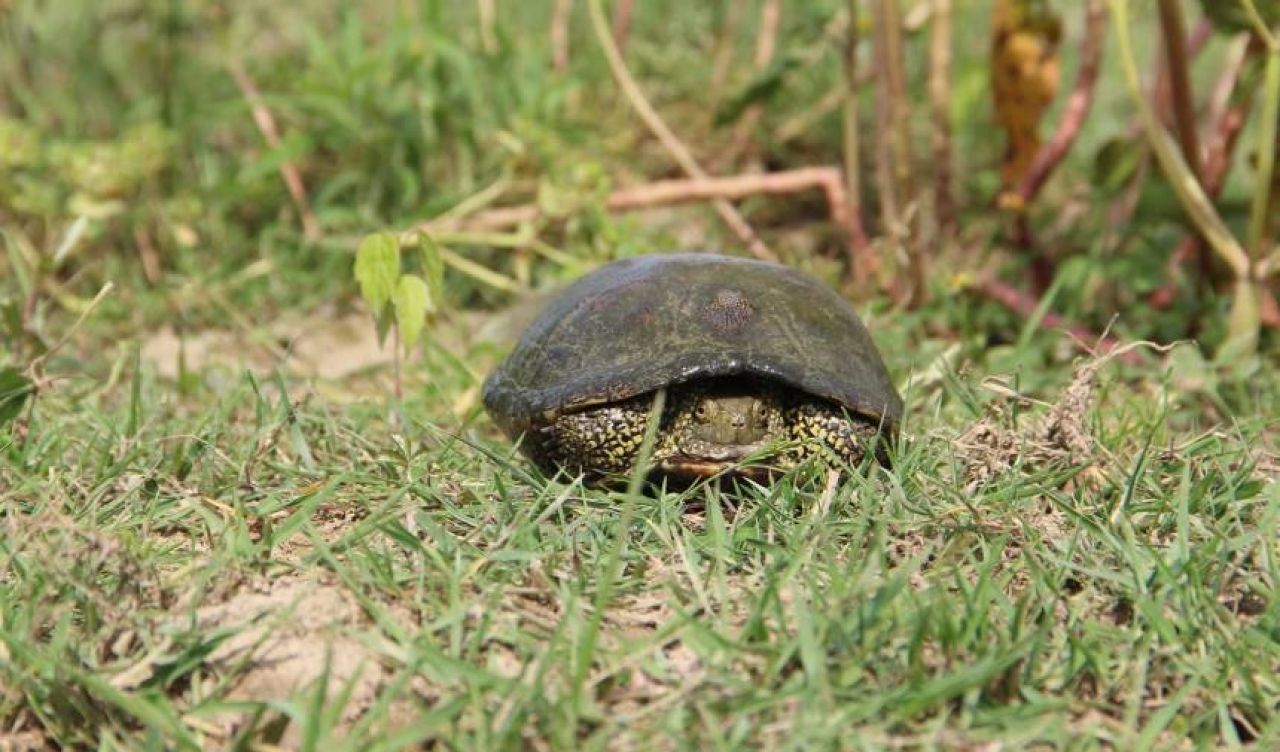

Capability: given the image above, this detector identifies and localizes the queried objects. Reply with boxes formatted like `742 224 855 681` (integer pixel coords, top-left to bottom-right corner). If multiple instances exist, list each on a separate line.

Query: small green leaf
0 366 34 427
354 232 401 310
418 232 445 314
394 275 430 351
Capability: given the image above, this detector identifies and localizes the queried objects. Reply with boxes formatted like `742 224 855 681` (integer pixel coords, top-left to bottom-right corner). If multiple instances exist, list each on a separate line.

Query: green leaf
394 275 430 351
354 232 401 311
0 366 34 427
418 232 445 314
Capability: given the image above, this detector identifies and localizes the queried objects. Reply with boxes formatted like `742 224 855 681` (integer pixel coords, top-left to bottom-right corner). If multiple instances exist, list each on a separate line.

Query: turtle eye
694 402 712 421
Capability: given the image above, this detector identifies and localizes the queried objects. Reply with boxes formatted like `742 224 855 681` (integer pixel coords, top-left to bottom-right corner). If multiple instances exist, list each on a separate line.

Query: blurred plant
1199 0 1280 33
0 118 173 227
353 231 444 397
1 215 113 436
1110 0 1280 360
991 0 1062 191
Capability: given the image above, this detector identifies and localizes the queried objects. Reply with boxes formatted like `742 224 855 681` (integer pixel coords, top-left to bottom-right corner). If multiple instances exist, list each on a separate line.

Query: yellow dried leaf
991 0 1062 187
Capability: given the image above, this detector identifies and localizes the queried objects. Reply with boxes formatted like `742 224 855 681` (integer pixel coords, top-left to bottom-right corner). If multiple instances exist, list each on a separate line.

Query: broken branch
228 64 320 242
1015 0 1107 203
420 168 857 236
585 0 775 261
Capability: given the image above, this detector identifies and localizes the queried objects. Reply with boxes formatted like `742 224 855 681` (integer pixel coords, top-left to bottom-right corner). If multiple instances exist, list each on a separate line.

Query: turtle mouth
657 444 773 481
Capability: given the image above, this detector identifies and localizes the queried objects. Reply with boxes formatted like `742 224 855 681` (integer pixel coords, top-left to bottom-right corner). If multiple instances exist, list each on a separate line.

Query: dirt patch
192 573 421 747
142 310 392 382
0 730 49 752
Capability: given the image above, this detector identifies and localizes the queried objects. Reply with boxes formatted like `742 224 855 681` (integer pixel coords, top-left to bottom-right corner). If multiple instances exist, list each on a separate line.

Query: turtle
482 253 903 484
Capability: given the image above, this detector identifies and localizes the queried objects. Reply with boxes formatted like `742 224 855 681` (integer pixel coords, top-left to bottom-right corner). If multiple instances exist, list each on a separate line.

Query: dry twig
840 0 873 278
1014 0 1107 204
1006 0 1105 291
928 0 955 235
721 0 783 166
228 64 320 242
133 225 162 284
477 0 498 54
872 0 923 304
612 0 634 53
585 0 774 261
1149 36 1255 311
420 168 857 236
1156 0 1203 177
551 0 574 71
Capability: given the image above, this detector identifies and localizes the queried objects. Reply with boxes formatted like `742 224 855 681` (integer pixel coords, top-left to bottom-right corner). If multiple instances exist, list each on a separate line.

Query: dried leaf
991 0 1062 187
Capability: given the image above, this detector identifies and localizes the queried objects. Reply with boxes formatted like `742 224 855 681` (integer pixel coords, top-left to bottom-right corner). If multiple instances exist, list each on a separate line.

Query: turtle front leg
785 400 879 468
543 395 656 477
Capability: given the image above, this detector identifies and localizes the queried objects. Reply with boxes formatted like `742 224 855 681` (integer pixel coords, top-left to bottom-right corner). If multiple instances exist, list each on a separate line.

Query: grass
3 0 1280 749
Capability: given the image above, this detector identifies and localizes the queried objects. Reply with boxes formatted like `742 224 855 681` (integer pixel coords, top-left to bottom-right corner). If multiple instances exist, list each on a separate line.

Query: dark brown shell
483 253 903 442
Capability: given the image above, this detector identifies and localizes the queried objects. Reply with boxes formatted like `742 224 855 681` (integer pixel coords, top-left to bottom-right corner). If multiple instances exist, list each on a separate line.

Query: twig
28 283 115 379
1148 36 1254 309
585 0 775 261
711 1 747 91
133 225 162 284
612 0 634 54
927 0 955 235
877 0 914 205
228 64 321 242
754 0 781 69
972 277 1143 365
1111 0 1250 279
1245 26 1279 262
1008 0 1105 291
723 0 783 166
1015 0 1106 203
477 0 498 54
1156 0 1203 177
420 168 856 235
841 0 873 278
551 0 574 71
872 0 923 304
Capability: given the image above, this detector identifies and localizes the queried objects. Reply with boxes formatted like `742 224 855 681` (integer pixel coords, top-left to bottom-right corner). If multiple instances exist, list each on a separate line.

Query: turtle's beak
658 443 771 481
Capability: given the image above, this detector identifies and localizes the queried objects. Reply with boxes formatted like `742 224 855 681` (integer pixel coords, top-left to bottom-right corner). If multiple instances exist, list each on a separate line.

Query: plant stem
1246 37 1279 264
841 0 872 268
551 0 573 71
1156 0 1203 178
1016 0 1107 203
585 0 774 261
928 0 955 235
1109 0 1249 278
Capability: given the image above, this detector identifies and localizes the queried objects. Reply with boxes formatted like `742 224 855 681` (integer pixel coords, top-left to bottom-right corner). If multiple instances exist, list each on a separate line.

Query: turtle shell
482 252 903 444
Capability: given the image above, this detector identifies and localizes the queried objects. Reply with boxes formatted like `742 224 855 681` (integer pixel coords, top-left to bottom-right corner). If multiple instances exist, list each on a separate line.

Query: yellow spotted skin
540 378 881 480
546 398 652 475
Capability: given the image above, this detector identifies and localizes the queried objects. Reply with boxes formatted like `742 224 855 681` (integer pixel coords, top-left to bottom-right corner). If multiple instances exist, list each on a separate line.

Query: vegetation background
1 0 1278 749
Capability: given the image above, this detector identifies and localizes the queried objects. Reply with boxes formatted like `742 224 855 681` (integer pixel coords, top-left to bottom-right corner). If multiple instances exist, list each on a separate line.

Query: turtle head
687 393 772 446
669 382 785 462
